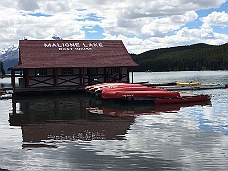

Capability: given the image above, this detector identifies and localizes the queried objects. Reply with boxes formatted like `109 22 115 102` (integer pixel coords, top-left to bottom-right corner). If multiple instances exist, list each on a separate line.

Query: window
62 68 73 75
111 67 120 74
35 69 47 76
110 67 122 82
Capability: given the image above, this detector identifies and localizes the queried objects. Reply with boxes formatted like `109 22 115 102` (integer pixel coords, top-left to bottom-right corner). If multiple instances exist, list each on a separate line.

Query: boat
101 86 167 99
154 94 210 104
176 82 201 86
87 82 180 100
0 90 5 94
95 83 144 93
86 82 142 93
103 90 180 99
0 89 13 100
142 82 177 87
0 93 13 100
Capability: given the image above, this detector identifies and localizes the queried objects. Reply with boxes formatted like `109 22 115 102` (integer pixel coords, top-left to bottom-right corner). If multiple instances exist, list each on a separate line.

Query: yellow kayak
176 82 201 86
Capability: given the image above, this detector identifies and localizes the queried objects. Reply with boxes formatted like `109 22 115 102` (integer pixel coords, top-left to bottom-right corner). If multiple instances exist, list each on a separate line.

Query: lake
0 71 228 171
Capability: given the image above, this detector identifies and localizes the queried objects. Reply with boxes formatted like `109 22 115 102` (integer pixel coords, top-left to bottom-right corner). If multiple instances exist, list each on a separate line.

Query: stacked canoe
85 83 210 104
176 81 201 86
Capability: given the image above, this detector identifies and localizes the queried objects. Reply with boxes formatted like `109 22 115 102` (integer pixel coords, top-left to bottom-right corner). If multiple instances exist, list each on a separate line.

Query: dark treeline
130 43 228 72
0 61 6 76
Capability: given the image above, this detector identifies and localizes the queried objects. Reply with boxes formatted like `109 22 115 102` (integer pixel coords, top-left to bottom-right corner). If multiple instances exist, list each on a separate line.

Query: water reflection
9 94 211 148
9 95 135 147
87 100 210 117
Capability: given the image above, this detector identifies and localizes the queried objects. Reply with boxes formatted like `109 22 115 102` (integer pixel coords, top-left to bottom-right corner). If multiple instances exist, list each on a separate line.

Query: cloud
140 11 198 37
180 0 227 9
201 11 228 28
17 0 40 11
0 0 227 53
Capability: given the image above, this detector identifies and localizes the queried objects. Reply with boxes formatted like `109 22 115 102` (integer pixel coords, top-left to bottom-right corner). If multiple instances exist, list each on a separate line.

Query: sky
0 0 228 54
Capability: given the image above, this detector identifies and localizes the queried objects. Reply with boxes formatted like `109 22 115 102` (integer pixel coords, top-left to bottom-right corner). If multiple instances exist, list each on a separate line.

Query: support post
131 71 134 83
79 68 83 85
11 70 15 89
25 69 29 88
53 69 58 87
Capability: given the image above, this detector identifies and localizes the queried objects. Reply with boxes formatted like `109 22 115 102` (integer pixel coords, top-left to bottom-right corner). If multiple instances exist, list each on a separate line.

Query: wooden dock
155 84 227 91
1 83 227 99
13 86 85 95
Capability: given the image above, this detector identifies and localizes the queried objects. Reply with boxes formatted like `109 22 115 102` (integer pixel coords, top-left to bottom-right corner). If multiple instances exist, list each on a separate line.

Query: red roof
11 40 138 69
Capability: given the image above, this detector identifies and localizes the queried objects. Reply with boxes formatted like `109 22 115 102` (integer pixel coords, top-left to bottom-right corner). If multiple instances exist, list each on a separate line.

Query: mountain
0 35 63 73
50 34 63 40
0 45 19 73
0 44 19 61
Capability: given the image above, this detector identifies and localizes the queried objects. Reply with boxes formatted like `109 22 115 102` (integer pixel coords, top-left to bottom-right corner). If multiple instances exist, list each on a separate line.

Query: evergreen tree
131 43 228 72
0 61 6 77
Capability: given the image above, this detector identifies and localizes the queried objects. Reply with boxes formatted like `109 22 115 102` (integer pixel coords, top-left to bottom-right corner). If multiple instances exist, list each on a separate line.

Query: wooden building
9 40 138 94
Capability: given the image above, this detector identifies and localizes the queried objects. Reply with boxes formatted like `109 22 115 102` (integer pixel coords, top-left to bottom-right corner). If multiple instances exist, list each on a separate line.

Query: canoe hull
104 90 180 99
102 87 167 99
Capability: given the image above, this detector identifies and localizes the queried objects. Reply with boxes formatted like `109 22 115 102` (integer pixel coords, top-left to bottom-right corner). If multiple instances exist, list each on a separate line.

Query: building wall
18 67 129 88
29 76 54 87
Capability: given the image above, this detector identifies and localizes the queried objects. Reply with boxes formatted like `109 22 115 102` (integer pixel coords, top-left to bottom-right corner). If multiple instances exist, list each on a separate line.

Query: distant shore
1 74 22 78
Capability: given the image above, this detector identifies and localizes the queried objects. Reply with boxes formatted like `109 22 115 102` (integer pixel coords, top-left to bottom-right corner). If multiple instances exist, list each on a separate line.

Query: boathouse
9 40 138 94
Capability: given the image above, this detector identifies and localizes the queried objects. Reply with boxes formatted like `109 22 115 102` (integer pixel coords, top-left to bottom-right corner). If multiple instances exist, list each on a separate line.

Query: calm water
0 71 228 171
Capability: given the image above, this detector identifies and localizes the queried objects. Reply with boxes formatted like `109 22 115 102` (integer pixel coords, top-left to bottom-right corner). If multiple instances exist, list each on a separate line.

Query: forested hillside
130 43 228 72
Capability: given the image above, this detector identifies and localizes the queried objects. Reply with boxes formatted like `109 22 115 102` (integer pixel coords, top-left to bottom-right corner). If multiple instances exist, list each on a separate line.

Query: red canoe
87 82 143 93
97 83 144 93
154 94 210 104
87 82 131 91
103 90 180 99
101 87 167 99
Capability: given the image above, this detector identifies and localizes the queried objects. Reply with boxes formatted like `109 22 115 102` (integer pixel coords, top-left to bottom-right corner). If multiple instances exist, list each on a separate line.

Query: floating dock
154 84 227 91
1 83 227 100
